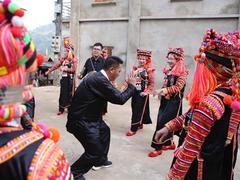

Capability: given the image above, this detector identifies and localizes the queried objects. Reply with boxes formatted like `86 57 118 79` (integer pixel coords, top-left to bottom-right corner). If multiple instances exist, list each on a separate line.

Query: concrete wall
78 21 128 82
141 0 239 16
67 0 240 88
80 0 129 19
140 18 238 89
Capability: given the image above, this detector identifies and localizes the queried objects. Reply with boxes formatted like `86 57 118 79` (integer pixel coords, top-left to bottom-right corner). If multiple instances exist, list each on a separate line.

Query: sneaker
162 143 176 151
148 150 162 157
92 160 112 171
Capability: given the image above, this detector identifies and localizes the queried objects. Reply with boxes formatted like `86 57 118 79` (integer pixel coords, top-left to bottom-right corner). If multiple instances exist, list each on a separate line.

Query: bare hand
153 89 161 97
154 127 170 143
140 92 147 96
126 71 136 86
77 74 83 79
45 70 50 75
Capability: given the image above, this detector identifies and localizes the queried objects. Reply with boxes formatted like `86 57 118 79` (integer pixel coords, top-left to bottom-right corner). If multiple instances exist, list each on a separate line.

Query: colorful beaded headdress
167 47 184 60
63 36 74 50
0 0 60 142
137 48 152 57
0 0 44 88
163 47 188 76
188 28 240 108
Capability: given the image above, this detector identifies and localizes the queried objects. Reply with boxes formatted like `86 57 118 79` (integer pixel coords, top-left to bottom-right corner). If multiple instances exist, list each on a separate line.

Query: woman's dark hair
103 56 123 70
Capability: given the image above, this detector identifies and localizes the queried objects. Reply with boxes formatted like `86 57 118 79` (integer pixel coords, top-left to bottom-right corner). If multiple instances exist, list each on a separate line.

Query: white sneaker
92 160 112 171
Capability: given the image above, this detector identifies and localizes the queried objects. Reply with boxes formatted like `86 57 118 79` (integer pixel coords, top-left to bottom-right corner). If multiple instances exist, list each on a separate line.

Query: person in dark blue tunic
148 48 188 157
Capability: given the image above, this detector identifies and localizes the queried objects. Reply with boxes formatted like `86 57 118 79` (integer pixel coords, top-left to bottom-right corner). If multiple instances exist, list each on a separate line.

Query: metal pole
55 0 63 59
53 0 63 85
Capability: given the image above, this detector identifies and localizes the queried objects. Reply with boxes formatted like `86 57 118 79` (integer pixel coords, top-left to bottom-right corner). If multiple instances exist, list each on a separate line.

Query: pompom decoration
223 95 232 105
11 16 24 27
37 122 50 138
0 13 5 21
11 26 24 38
8 2 20 14
231 101 240 111
14 9 24 17
223 95 240 111
0 4 5 13
37 54 45 66
2 0 11 8
48 127 60 143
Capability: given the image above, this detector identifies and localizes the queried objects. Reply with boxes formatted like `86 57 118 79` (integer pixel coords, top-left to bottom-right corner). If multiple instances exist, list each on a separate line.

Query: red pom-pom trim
48 127 60 143
11 26 24 38
37 54 44 66
223 95 232 105
3 0 11 8
14 9 24 17
0 13 5 21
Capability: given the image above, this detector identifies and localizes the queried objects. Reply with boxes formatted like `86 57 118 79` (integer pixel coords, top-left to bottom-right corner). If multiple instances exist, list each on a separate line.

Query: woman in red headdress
126 49 155 136
46 38 77 115
155 29 240 180
148 48 188 157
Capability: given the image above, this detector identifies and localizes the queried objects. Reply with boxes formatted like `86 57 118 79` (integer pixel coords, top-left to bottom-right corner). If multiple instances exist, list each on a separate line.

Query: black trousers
70 120 110 176
59 77 73 112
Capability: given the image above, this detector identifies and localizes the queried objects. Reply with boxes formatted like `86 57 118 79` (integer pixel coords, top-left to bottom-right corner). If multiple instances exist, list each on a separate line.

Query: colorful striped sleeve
227 111 240 141
48 58 64 73
165 112 188 132
144 68 155 94
167 93 225 179
166 75 187 95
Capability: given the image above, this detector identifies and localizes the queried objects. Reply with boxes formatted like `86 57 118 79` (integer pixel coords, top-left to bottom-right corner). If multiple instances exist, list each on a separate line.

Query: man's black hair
103 56 123 70
93 42 103 50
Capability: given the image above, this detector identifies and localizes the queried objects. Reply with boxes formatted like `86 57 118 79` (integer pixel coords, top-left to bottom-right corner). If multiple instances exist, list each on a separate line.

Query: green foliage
30 23 55 56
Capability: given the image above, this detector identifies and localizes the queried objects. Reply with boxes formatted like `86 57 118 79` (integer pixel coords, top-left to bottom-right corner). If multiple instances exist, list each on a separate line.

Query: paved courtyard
33 86 240 180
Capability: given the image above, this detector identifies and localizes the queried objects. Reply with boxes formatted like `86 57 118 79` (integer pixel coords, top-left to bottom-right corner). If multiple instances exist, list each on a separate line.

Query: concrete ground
33 86 240 180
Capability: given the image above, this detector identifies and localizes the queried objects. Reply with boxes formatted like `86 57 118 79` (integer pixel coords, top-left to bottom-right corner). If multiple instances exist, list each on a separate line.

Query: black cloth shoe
92 160 112 171
71 170 86 180
73 174 86 180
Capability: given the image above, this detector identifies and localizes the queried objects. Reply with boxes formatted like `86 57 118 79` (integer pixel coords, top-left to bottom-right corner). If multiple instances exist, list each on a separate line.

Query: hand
154 127 170 143
153 89 161 97
45 70 50 75
140 92 147 96
77 74 83 79
126 71 136 86
225 139 231 147
63 67 68 71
